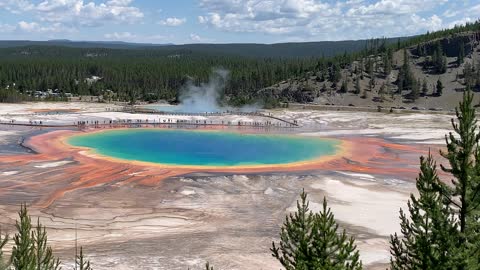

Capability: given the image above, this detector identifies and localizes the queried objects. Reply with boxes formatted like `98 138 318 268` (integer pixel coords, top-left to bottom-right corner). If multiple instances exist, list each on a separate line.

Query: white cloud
104 31 137 40
1 0 144 27
0 0 143 39
0 18 75 35
148 34 169 42
409 14 443 32
466 4 480 17
197 0 460 40
346 0 447 16
443 9 459 18
158 17 186 26
448 17 474 29
0 0 34 14
0 23 16 33
190 33 202 41
103 32 173 43
15 20 76 34
17 21 38 32
106 0 134 5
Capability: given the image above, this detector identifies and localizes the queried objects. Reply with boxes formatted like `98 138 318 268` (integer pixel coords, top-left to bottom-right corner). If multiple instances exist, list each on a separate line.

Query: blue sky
0 0 478 44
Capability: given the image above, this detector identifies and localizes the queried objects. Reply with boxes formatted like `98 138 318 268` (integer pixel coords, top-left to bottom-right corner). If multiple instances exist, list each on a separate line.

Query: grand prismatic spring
67 129 340 167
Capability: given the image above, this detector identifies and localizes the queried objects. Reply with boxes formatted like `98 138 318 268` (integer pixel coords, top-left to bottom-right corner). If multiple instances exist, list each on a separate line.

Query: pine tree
0 230 9 270
410 79 420 101
11 204 35 270
422 79 428 96
379 83 386 101
361 88 368 99
340 80 348 93
321 83 327 93
329 63 341 84
397 49 413 92
310 197 362 270
354 79 361 95
205 262 214 270
368 76 375 92
463 63 475 88
458 41 465 65
366 58 373 78
441 56 448 73
271 191 315 270
383 50 392 76
271 191 362 270
11 204 61 270
359 60 364 80
33 218 60 270
74 247 92 270
432 42 447 73
390 153 458 269
436 79 444 96
439 90 480 269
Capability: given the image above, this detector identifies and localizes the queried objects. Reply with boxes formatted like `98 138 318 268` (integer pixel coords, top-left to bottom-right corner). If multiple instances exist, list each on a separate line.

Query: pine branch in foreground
0 230 9 270
74 247 92 270
390 153 458 269
272 190 362 270
439 90 480 269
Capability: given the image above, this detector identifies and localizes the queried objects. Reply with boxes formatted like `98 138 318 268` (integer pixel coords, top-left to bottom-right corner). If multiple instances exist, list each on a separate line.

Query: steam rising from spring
142 69 260 113
172 69 259 113
178 69 229 113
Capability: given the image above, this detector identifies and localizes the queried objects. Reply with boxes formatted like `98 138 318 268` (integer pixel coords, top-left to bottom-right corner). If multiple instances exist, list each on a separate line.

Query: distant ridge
0 37 410 58
0 40 173 49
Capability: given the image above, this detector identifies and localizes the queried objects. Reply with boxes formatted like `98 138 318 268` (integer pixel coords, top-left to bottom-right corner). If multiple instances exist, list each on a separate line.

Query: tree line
398 20 480 50
0 53 319 106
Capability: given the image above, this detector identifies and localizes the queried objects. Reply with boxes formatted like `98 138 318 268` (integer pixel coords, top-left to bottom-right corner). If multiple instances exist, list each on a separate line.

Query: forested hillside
1 21 480 108
0 52 319 106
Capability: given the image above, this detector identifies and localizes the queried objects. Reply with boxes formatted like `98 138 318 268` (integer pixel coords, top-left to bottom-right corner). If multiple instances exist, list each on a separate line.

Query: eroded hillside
264 31 480 111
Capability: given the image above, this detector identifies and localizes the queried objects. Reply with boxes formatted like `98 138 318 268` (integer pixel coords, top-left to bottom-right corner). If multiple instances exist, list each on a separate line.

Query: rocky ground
0 102 455 269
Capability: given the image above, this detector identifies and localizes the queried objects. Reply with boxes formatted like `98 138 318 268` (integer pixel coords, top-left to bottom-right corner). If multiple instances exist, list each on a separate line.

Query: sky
0 0 479 44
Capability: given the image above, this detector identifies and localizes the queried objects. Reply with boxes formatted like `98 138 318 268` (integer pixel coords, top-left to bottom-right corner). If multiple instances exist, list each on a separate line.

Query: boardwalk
0 110 300 129
0 116 298 130
131 108 299 126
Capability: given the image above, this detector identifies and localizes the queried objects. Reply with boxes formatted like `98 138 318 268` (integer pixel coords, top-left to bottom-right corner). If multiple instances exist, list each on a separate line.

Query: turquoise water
68 129 339 167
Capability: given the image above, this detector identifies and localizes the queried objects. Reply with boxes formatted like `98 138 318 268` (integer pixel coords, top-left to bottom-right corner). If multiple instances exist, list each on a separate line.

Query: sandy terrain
0 102 454 269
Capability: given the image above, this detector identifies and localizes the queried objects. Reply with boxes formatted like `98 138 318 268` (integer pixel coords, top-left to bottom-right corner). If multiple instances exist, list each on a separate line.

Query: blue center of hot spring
67 129 339 166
